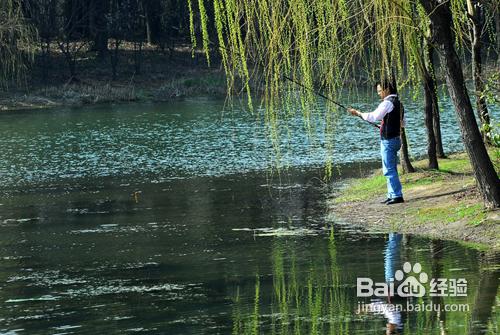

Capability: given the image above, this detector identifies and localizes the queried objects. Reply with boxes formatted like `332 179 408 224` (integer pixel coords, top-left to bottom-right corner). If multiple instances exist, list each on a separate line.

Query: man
348 80 404 205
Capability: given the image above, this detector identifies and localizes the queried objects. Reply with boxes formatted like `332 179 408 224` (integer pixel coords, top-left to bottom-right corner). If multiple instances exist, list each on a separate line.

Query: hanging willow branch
0 0 36 90
188 0 471 176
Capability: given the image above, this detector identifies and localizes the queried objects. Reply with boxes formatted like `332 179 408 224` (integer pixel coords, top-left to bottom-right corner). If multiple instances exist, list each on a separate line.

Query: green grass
334 153 473 204
334 175 386 203
409 204 487 226
333 153 490 227
437 157 470 173
402 173 446 187
332 151 498 245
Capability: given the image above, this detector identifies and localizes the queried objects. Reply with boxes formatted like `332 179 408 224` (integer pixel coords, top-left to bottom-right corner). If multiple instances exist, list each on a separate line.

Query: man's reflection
359 233 405 334
384 233 402 284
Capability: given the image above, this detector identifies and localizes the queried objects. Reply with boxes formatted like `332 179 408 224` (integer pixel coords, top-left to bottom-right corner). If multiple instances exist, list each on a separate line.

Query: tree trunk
468 1 490 144
419 0 500 208
59 41 77 81
400 126 415 173
427 43 446 158
145 3 152 44
143 0 162 45
90 0 109 57
421 35 439 169
391 72 414 173
40 39 51 85
421 36 439 169
496 2 500 70
134 41 142 75
423 70 439 169
110 41 120 80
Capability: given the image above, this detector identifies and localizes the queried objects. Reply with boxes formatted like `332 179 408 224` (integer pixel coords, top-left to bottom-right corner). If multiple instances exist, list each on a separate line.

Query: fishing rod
282 75 380 129
207 41 380 129
209 41 380 129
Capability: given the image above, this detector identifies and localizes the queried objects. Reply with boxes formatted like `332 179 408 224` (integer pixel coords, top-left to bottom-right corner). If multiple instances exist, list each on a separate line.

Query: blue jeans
384 233 402 282
380 137 403 199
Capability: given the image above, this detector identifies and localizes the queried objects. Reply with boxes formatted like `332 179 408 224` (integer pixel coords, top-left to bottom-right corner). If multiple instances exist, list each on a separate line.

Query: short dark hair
376 79 397 94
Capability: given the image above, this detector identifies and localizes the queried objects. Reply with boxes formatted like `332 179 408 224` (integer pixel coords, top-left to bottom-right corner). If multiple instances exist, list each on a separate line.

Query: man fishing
347 80 404 205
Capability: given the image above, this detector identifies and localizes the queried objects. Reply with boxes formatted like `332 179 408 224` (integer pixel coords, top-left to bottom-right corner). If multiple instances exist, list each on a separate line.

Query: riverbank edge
0 68 232 112
3 56 497 113
328 152 500 250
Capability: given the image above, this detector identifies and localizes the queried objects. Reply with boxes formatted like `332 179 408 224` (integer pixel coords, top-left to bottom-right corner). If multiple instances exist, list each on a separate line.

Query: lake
0 94 498 334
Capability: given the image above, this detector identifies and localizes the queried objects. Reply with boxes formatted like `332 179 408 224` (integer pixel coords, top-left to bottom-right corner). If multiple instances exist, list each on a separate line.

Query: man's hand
348 108 360 117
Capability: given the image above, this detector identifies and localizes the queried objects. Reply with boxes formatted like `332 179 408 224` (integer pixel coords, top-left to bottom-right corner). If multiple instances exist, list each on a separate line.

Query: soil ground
328 153 500 249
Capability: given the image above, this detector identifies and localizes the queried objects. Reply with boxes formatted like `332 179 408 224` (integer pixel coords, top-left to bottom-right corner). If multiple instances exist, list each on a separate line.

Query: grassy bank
329 152 500 249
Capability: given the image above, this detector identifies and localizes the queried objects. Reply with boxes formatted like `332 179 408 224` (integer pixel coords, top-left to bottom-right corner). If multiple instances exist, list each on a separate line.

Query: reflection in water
361 299 402 335
384 233 402 283
230 228 499 335
382 233 404 334
430 240 447 334
468 251 500 335
231 228 352 335
360 233 406 335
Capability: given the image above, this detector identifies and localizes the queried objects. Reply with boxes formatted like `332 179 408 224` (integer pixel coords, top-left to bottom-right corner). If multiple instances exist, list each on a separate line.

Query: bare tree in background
55 0 89 82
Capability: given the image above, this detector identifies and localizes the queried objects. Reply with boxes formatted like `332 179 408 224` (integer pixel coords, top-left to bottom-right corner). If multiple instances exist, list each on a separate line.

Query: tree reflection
230 229 499 334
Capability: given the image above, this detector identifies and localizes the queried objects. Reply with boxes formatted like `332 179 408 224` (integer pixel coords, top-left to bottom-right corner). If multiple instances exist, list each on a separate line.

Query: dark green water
0 97 498 334
1 94 496 187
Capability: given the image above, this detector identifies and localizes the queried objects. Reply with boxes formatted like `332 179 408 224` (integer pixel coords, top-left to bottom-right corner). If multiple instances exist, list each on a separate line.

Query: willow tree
467 0 489 141
419 0 500 208
192 0 420 176
450 0 496 143
427 44 446 159
0 0 36 89
190 0 500 208
406 5 440 169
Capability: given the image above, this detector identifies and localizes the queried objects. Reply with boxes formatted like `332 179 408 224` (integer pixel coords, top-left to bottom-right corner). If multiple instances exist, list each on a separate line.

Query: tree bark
144 2 152 44
391 73 415 173
468 1 490 144
400 126 415 173
423 69 439 169
427 43 446 158
496 1 500 70
90 0 109 57
420 35 439 169
417 35 439 169
419 0 500 208
143 0 162 45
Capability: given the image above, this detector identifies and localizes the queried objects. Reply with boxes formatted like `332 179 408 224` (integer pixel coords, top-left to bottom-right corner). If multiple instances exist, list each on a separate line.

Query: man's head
376 79 397 99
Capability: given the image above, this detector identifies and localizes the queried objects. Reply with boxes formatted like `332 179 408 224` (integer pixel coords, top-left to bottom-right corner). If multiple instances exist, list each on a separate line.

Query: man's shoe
380 198 391 204
387 197 405 205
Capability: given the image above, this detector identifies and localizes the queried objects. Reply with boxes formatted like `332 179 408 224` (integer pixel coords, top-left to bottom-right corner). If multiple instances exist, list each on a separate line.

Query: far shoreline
2 45 497 113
